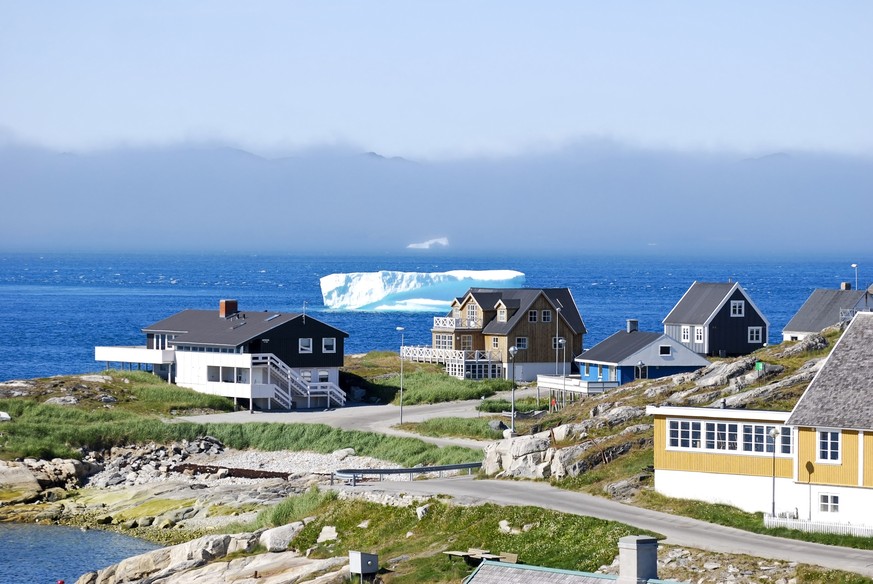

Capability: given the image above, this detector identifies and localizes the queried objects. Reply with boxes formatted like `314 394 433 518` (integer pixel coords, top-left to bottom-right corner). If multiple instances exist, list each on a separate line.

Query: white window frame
542 309 552 323
318 369 329 383
659 345 672 356
498 308 507 322
695 326 704 343
818 429 841 463
434 334 452 350
681 326 691 342
528 310 538 323
819 493 840 513
491 337 499 349
748 326 763 343
667 419 791 456
466 304 478 323
460 335 473 351
515 337 528 350
301 369 312 383
299 338 313 354
731 300 745 317
322 337 336 353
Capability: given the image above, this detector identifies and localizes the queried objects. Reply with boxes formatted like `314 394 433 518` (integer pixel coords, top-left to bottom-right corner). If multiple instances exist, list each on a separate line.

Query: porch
401 346 504 380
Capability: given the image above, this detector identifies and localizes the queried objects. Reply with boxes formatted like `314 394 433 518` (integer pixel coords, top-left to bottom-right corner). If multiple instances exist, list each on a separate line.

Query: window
820 494 840 513
818 430 840 462
466 304 478 323
460 335 473 350
695 327 704 343
498 308 507 322
491 337 499 349
318 370 329 383
322 337 336 353
528 310 538 323
584 362 590 376
515 337 528 350
552 336 565 350
670 419 788 455
731 300 745 317
301 370 312 383
659 345 672 356
435 334 452 350
299 338 313 353
542 310 552 323
748 327 763 343
681 326 690 342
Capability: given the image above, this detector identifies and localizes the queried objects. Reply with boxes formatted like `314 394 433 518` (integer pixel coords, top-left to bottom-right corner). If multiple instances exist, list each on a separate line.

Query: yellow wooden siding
865 433 873 488
796 427 859 487
652 417 791 477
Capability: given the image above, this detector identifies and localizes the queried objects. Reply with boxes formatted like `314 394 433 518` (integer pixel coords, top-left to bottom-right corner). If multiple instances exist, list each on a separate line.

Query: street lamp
851 263 859 291
396 326 405 424
637 360 645 380
508 345 518 434
558 337 566 409
769 427 781 517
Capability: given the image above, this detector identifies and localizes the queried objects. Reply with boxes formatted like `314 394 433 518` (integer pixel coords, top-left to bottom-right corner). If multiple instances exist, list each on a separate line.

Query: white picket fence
764 515 873 537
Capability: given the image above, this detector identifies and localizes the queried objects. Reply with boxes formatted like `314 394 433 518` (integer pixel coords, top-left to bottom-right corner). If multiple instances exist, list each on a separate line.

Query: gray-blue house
575 319 709 386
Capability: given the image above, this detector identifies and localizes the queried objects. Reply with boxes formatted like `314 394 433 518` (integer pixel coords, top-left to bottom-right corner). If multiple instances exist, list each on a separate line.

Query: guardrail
331 462 482 487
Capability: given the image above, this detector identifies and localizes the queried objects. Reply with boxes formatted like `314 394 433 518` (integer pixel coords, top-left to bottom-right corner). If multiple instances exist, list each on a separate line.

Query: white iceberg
319 269 526 311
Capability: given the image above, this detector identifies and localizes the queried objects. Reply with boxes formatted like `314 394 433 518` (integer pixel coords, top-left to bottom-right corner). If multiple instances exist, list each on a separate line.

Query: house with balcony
403 287 586 381
647 311 873 534
95 299 348 410
663 281 769 357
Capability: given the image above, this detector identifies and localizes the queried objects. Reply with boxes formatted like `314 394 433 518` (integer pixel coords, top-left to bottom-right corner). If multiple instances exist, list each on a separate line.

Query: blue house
575 320 710 387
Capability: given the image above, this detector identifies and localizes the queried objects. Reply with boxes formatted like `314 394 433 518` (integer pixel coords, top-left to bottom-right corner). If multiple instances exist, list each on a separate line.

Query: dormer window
498 308 507 322
466 304 478 324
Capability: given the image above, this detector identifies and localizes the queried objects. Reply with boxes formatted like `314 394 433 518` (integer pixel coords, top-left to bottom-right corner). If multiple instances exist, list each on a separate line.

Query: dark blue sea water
0 523 160 584
0 252 868 382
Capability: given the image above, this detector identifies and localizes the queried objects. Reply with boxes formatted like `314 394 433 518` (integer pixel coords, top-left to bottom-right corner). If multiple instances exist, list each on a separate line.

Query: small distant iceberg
319 269 526 311
407 237 449 250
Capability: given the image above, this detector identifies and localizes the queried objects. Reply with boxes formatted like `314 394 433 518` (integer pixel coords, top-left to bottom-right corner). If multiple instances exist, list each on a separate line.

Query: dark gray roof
787 312 873 430
783 289 866 334
465 561 676 584
143 309 347 347
577 330 662 364
461 288 586 336
663 282 737 324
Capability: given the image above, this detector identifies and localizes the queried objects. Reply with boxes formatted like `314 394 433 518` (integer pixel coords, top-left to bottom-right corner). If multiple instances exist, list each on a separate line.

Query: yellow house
647 311 873 530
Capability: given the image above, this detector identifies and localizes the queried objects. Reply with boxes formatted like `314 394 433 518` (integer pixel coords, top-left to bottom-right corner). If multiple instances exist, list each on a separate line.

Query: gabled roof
663 281 769 327
783 289 866 335
464 561 677 584
576 330 710 367
576 330 662 364
144 310 348 347
787 312 873 430
459 288 586 336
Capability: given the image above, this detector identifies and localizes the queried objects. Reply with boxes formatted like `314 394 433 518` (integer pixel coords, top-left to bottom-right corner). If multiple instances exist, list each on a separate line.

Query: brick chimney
219 299 238 318
626 319 639 333
617 535 659 584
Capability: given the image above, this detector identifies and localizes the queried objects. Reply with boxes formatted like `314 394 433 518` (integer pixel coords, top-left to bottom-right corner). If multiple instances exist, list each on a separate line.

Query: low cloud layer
1 141 869 257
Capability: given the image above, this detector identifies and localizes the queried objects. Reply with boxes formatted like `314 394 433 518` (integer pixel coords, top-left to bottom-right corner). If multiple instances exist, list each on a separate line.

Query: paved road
180 393 873 576
340 475 873 577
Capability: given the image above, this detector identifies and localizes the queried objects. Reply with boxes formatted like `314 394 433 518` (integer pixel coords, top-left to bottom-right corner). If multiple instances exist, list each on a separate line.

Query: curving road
180 393 873 577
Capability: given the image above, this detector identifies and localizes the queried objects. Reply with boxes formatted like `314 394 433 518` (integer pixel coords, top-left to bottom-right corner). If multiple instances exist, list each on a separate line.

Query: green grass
0 398 480 466
477 397 541 413
256 487 338 528
403 417 504 440
291 498 657 582
377 370 510 405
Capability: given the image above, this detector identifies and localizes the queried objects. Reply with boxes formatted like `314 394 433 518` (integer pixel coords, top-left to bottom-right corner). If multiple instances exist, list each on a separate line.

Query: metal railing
332 462 482 486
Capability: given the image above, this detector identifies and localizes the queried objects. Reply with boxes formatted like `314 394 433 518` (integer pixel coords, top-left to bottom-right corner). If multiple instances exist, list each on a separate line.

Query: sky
0 2 871 256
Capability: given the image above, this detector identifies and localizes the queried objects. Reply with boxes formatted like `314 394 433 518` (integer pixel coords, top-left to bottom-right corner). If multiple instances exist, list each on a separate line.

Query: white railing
401 346 501 364
764 515 873 537
251 353 346 408
432 317 479 329
536 375 617 395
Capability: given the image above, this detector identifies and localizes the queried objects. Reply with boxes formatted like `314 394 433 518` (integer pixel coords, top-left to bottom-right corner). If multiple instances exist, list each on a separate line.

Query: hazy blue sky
2 2 871 159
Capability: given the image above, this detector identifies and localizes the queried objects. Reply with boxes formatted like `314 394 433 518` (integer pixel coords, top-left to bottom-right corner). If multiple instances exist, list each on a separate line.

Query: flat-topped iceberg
319 269 526 311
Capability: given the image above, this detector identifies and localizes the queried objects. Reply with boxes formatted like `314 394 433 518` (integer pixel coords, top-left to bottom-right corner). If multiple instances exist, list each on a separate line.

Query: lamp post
508 345 518 434
396 326 405 424
637 360 645 380
769 427 780 517
851 263 859 291
558 337 566 409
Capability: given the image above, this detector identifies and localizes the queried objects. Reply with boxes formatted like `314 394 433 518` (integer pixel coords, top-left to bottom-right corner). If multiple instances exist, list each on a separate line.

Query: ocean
0 251 867 382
